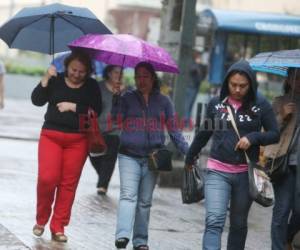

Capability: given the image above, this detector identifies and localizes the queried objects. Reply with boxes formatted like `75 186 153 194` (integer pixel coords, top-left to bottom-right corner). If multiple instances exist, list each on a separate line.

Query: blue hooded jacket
112 89 188 157
185 60 280 165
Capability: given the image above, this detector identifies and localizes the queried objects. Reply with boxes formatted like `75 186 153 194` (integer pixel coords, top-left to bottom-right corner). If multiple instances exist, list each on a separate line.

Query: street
0 98 272 250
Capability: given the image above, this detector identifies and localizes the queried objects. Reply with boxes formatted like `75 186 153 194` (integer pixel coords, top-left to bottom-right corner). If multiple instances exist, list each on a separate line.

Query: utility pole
159 0 197 118
158 0 197 187
173 0 197 117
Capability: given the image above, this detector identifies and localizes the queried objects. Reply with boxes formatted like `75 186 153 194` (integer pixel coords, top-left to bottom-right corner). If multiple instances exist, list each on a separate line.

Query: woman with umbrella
263 68 300 250
31 51 102 242
112 62 188 250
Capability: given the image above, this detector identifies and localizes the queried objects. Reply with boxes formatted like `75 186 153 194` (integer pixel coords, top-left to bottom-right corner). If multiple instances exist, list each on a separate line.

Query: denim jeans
271 168 296 250
203 170 252 250
115 154 158 247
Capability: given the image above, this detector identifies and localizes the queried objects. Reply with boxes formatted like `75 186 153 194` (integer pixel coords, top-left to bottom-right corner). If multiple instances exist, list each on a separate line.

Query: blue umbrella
248 49 300 77
0 3 112 55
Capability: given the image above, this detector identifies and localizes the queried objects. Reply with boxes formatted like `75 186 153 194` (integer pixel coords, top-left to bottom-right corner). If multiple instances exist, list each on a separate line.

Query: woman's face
135 67 154 94
228 73 250 101
66 59 87 85
108 67 122 84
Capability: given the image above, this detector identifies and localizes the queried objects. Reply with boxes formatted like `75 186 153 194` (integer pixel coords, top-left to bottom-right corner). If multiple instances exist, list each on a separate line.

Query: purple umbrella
68 34 179 73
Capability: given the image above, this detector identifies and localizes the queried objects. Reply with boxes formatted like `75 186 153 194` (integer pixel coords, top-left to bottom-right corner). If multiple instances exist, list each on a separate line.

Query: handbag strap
226 106 270 180
226 105 251 164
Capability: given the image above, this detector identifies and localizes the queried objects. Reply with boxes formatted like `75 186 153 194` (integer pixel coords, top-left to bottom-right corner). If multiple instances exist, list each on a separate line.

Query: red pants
36 129 88 233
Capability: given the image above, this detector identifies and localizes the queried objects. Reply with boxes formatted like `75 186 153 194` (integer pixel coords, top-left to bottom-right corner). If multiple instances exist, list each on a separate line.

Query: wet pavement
0 98 274 249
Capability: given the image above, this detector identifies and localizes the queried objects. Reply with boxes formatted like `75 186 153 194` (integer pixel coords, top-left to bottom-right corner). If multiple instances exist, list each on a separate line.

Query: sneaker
115 237 129 248
32 224 44 237
97 187 107 195
133 245 149 250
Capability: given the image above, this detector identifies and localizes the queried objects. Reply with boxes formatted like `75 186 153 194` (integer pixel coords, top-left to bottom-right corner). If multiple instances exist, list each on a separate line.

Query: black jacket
31 73 102 133
185 60 280 165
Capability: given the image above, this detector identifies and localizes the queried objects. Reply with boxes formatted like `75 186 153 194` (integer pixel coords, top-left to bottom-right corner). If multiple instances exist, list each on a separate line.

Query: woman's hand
184 155 199 170
282 102 296 120
41 65 57 87
112 85 121 95
57 102 76 112
235 136 251 150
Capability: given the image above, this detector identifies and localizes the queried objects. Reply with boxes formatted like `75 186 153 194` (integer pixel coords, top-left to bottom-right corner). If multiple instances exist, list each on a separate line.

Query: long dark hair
64 51 94 79
134 62 160 90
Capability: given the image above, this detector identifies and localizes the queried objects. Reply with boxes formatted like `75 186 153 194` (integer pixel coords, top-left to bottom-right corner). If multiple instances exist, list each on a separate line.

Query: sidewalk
0 98 273 249
0 98 43 141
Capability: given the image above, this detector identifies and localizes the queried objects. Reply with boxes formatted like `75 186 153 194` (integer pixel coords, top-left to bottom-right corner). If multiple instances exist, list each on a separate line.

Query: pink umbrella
68 33 179 73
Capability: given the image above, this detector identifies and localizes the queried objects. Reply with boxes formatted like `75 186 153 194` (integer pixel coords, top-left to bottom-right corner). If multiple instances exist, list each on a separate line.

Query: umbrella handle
50 15 55 57
290 68 298 101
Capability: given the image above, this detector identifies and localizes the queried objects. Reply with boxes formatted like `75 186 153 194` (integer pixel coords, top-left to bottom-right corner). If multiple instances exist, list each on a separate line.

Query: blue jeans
271 168 296 250
115 154 158 247
203 170 252 250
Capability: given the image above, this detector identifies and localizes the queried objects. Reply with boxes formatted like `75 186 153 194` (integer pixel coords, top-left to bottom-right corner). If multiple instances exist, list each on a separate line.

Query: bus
197 8 300 85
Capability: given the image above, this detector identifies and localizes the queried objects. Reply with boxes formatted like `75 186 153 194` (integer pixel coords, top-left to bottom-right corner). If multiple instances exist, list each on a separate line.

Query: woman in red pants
31 52 102 242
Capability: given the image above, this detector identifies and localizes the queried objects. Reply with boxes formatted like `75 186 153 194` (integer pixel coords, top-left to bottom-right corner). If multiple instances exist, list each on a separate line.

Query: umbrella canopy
68 33 179 73
249 49 300 77
0 3 112 55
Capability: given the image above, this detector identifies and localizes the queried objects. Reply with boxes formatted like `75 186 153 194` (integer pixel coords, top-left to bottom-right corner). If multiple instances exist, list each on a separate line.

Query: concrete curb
0 135 38 141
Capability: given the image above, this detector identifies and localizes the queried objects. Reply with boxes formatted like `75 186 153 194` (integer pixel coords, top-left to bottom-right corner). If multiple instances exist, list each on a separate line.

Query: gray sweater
98 81 126 135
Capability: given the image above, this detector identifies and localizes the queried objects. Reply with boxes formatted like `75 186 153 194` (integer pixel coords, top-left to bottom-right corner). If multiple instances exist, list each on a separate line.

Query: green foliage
5 62 45 76
199 80 213 93
123 74 135 86
260 90 277 102
96 73 135 87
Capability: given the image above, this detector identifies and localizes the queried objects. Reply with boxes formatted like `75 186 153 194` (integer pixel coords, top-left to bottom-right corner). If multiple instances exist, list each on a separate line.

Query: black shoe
133 245 149 250
97 187 107 195
115 237 129 249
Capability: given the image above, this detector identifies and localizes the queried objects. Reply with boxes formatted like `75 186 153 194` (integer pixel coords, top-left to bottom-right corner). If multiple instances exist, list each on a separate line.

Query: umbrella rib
9 15 48 47
57 14 94 34
9 14 95 54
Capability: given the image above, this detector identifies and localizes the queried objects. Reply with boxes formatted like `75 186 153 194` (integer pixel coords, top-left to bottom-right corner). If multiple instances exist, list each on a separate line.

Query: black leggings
89 134 120 189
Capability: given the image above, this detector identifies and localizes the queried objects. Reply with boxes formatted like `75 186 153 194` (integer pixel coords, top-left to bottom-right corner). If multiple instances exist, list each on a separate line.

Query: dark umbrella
0 3 112 55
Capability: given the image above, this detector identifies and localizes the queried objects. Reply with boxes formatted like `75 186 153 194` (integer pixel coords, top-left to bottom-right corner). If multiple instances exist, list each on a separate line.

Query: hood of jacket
220 59 257 104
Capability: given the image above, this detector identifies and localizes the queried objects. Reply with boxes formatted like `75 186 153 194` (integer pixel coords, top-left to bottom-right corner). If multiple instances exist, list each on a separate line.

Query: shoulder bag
132 91 173 172
227 106 274 207
265 127 300 183
148 147 173 171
